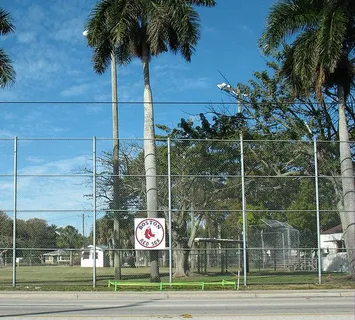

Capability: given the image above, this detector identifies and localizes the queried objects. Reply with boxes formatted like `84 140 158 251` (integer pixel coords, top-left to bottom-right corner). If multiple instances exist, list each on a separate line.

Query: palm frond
281 46 308 97
92 38 114 74
317 6 348 73
85 0 137 73
281 29 320 93
86 0 212 70
166 2 200 61
185 0 216 6
0 48 15 88
108 0 142 44
260 0 355 102
84 0 114 46
146 3 170 55
0 8 15 35
259 0 321 54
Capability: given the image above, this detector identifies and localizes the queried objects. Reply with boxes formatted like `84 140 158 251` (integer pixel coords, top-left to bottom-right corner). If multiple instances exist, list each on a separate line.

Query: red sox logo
135 218 165 249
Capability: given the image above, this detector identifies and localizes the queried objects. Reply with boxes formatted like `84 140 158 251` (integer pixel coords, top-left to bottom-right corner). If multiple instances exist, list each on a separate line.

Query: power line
0 100 352 106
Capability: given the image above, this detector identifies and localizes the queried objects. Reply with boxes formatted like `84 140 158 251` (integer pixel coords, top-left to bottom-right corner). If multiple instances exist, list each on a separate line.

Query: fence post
167 137 172 283
241 135 247 286
12 137 18 287
314 138 322 284
92 137 97 287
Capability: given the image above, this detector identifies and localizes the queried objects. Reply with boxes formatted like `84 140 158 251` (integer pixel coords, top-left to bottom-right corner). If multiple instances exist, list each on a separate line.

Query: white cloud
240 25 253 34
0 155 93 213
0 180 13 191
5 107 68 137
93 93 110 102
14 51 62 84
154 75 211 95
60 84 91 97
202 24 215 34
0 90 20 102
26 156 44 163
179 77 210 90
85 105 105 115
18 155 90 175
52 17 86 44
0 111 15 121
16 32 36 44
152 63 188 73
0 130 15 138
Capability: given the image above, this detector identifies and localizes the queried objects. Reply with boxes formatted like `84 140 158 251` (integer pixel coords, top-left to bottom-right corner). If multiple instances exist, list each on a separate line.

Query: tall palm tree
85 0 216 282
84 3 123 280
0 7 15 88
259 0 355 274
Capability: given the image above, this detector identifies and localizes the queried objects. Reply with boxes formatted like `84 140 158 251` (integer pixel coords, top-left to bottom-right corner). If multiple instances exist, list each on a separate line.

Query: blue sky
0 0 275 233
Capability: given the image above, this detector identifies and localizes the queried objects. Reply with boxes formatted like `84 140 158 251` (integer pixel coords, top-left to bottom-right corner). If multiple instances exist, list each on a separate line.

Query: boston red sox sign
134 218 166 250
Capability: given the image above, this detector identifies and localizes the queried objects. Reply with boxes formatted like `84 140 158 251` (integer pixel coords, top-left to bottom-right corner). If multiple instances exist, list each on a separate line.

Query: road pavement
0 289 353 319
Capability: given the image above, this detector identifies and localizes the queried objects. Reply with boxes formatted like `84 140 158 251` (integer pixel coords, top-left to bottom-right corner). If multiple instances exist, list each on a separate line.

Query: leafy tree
0 210 12 248
56 226 83 249
20 218 57 265
0 7 15 88
158 127 246 276
81 145 144 269
259 0 355 273
287 179 340 247
168 140 228 276
56 225 83 266
0 210 12 266
170 65 343 250
84 0 216 282
99 136 232 276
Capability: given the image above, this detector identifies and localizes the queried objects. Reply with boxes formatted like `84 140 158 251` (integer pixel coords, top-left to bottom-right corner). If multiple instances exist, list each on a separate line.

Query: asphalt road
0 290 353 319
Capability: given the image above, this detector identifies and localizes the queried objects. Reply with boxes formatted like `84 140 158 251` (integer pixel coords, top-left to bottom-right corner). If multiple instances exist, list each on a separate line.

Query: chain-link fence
0 137 353 288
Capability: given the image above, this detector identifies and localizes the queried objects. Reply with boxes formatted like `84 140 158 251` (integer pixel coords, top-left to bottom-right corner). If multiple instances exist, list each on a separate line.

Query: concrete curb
1 289 354 300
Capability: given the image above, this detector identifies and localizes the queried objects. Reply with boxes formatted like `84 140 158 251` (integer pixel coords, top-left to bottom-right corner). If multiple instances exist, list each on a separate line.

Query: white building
320 224 344 254
320 225 349 272
81 245 109 268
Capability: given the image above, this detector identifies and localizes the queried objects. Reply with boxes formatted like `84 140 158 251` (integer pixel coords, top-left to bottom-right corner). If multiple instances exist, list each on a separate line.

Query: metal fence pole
236 96 247 286
167 138 172 283
240 133 247 286
92 137 97 287
12 137 18 287
314 138 322 284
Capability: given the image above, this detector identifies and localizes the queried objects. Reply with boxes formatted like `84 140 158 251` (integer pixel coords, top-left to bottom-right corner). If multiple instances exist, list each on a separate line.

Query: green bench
161 282 205 290
108 279 237 291
108 280 163 291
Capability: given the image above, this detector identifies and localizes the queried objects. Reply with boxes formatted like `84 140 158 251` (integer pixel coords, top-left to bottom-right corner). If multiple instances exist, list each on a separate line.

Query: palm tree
0 7 15 88
85 0 216 282
84 2 123 280
259 0 355 274
57 226 83 266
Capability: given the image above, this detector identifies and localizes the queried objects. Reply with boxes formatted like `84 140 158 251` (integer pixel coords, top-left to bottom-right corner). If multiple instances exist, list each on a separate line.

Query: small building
81 245 109 268
43 249 70 265
320 224 345 254
320 224 349 272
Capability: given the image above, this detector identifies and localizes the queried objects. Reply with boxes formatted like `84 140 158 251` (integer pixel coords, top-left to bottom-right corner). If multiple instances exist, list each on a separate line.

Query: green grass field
0 266 353 291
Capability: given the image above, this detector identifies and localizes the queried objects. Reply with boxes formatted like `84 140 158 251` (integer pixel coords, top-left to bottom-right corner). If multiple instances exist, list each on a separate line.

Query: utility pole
217 83 248 286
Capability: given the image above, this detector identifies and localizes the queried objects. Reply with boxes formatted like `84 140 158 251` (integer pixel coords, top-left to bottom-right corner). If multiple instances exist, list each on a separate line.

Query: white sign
134 218 166 250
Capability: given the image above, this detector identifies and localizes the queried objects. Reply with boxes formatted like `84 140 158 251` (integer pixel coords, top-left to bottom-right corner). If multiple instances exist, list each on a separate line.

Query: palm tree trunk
337 85 355 275
111 52 121 280
142 44 160 282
